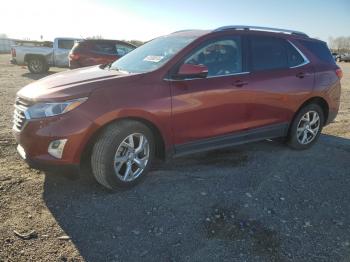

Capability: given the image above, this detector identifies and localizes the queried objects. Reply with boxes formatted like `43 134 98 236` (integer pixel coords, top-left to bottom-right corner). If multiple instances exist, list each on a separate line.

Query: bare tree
329 36 350 53
86 35 103 39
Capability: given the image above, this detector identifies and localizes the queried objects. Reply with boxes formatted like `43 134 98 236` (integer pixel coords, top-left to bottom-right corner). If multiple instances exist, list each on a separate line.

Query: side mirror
176 64 208 79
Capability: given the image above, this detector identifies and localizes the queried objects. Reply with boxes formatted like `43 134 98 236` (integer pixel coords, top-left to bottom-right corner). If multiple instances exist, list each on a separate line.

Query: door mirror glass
176 63 208 79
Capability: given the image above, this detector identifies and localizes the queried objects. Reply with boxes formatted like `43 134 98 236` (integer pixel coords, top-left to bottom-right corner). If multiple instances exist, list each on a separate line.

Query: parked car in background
13 26 342 190
332 52 340 61
11 38 80 73
69 39 136 69
338 53 350 62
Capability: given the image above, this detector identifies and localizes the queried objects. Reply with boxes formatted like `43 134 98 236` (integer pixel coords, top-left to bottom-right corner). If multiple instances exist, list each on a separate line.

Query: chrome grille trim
13 97 30 131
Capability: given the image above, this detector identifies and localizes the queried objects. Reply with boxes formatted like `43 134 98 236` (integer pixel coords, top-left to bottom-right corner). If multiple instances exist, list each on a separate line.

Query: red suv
69 39 136 69
13 26 342 189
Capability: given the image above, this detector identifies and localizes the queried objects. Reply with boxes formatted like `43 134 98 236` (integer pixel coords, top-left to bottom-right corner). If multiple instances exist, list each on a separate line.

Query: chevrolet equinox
13 26 342 189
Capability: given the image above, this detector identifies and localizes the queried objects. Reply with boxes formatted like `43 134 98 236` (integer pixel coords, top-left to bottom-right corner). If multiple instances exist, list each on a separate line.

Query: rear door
243 35 314 130
55 39 75 67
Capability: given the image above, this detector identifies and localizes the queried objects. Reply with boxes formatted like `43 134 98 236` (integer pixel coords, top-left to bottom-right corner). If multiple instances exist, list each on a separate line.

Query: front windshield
110 35 198 73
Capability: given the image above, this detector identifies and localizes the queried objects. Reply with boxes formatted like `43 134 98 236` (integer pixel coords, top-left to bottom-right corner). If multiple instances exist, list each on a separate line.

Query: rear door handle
232 80 248 88
296 72 309 79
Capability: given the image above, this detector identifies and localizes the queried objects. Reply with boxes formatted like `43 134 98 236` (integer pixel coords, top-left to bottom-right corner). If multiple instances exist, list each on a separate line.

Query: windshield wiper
101 63 130 74
99 62 114 70
110 67 130 74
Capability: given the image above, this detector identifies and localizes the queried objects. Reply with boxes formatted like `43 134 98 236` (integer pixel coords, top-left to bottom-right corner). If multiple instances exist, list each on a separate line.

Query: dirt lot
0 54 349 262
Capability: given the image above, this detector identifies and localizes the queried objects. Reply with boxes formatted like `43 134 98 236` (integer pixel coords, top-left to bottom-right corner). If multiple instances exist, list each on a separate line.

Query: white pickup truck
11 37 80 73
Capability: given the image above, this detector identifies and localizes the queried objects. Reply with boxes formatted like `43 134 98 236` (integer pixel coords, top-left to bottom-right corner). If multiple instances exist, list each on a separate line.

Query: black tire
91 120 155 190
287 104 324 150
27 56 49 74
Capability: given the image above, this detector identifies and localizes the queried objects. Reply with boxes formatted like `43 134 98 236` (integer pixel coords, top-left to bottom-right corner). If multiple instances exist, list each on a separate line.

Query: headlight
26 97 87 119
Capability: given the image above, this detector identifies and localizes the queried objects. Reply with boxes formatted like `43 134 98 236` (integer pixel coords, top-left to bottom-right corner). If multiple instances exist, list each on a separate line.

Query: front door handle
232 80 248 88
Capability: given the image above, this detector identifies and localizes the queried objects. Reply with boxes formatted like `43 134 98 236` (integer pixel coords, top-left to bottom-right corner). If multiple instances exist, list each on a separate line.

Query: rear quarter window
286 42 305 67
298 40 335 64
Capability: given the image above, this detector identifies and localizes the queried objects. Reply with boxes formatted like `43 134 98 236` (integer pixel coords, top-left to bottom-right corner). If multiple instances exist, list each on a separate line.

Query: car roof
170 26 316 42
78 39 136 47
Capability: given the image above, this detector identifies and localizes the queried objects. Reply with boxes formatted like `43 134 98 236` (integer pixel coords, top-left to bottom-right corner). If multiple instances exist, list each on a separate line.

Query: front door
169 35 250 146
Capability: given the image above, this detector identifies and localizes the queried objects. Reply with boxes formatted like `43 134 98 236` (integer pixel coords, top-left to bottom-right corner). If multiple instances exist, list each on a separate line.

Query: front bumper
17 144 79 173
13 108 99 171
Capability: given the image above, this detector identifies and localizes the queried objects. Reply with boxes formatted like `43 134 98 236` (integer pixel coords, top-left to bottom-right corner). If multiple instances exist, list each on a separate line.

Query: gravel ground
0 54 349 262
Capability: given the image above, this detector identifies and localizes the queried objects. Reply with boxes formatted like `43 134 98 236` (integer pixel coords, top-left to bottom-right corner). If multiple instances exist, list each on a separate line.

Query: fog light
48 139 67 159
17 144 26 159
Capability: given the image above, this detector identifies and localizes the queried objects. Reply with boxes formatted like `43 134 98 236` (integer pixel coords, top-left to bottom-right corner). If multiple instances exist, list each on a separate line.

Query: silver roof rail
213 25 308 37
171 29 199 34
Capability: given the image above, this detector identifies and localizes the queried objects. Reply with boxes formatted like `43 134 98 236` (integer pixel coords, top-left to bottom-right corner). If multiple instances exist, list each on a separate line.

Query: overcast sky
1 0 349 42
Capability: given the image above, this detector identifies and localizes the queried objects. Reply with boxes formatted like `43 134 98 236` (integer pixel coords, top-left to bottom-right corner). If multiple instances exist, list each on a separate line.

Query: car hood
17 66 141 102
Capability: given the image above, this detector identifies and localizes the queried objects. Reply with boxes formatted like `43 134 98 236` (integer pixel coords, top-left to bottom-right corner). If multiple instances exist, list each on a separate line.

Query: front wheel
91 120 155 189
287 104 324 150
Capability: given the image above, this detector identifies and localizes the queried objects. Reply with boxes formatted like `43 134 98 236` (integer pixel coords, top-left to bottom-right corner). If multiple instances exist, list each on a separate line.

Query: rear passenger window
250 36 287 71
94 43 116 55
298 40 335 64
286 42 305 67
184 37 242 77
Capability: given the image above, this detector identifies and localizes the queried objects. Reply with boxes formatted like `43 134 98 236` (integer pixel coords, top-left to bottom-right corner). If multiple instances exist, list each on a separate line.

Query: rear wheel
287 104 324 150
27 57 49 73
91 120 155 189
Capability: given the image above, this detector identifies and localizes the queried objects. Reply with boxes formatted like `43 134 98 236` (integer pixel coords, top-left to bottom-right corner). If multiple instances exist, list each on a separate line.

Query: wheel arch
24 54 46 63
80 116 168 166
297 97 329 123
288 96 329 137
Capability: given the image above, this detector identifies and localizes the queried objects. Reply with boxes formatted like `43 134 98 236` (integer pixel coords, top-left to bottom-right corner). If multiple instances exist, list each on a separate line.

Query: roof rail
171 29 199 34
213 25 308 37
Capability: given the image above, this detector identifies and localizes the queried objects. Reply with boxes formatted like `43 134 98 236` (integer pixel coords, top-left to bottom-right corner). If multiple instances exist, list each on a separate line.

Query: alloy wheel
113 133 150 182
296 111 320 145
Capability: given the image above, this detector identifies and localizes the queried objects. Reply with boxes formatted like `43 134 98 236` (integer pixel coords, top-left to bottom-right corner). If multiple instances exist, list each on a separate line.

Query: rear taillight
69 53 80 61
336 68 343 79
11 48 16 57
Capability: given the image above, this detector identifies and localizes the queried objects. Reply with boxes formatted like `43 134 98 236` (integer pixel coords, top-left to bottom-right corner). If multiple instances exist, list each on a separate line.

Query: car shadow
42 134 350 261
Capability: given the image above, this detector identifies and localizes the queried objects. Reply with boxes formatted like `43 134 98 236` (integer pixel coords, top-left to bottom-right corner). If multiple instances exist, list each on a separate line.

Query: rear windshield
298 40 335 64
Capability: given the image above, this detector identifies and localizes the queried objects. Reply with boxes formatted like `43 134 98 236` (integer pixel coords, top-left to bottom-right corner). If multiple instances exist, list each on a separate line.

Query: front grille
13 97 30 131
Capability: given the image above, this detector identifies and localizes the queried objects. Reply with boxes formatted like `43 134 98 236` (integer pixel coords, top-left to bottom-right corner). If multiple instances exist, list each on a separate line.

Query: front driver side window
184 37 242 77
